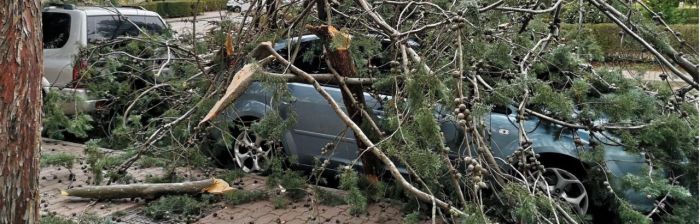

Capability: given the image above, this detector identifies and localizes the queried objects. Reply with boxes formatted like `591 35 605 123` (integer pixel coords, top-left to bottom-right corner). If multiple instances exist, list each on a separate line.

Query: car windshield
87 15 166 44
43 12 71 49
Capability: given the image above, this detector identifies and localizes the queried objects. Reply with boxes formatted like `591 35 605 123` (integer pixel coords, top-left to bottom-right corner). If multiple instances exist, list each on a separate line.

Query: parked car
42 4 168 114
226 0 252 12
205 35 654 215
226 0 292 13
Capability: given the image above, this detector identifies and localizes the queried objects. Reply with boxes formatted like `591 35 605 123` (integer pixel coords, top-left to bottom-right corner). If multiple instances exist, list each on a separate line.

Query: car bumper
46 87 107 115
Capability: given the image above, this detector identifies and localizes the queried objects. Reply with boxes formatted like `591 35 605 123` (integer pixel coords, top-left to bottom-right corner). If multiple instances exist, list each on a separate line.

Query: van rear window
43 12 71 49
87 15 166 43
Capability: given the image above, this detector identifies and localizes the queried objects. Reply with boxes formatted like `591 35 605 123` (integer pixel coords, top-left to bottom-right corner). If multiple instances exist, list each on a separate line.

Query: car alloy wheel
540 167 589 215
233 128 274 173
233 6 241 13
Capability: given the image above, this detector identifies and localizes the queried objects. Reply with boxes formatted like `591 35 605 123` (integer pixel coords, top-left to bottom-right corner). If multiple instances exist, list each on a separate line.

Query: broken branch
61 179 233 199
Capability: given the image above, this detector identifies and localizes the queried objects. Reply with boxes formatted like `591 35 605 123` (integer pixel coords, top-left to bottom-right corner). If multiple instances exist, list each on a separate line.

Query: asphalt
165 10 246 36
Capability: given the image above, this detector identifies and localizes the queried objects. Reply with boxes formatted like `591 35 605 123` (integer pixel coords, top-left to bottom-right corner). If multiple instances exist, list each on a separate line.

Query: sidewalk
165 10 245 35
39 139 411 224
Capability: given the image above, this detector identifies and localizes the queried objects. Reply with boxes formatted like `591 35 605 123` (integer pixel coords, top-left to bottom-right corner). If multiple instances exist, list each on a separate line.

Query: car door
287 82 385 168
286 83 357 167
486 106 521 160
43 11 84 88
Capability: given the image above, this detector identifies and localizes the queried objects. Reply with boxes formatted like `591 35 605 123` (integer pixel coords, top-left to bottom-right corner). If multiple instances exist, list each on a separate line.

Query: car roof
273 34 320 51
43 6 161 17
273 34 421 50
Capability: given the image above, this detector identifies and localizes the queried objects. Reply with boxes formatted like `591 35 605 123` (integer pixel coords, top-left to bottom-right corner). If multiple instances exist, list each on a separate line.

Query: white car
42 4 168 114
226 0 252 12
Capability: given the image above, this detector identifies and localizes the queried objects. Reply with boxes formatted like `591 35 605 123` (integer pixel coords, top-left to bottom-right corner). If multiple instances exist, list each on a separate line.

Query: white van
42 5 168 114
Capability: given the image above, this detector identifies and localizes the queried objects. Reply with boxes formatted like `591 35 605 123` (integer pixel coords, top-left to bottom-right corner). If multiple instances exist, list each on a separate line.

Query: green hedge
679 8 699 24
142 0 227 18
561 23 698 62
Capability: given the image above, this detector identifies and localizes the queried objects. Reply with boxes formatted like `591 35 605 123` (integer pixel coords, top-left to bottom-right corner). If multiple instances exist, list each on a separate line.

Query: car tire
232 6 241 13
539 167 590 215
231 120 282 173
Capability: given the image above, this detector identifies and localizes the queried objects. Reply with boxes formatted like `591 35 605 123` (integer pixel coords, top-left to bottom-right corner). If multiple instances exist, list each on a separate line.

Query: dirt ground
39 138 410 224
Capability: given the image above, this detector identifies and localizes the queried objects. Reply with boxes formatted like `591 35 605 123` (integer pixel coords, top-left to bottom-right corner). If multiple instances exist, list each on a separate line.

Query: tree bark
62 179 233 199
0 1 43 223
306 24 383 182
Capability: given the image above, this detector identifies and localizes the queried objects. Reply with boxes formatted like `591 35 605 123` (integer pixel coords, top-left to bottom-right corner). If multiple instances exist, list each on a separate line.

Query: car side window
43 12 71 49
87 15 166 44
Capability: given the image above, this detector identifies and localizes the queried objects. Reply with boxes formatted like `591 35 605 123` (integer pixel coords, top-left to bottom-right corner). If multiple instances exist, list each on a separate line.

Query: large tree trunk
0 1 43 223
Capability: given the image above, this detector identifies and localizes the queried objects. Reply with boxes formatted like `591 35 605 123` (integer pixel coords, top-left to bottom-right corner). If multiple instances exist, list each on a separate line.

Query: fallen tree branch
259 71 377 85
200 62 261 124
62 179 233 199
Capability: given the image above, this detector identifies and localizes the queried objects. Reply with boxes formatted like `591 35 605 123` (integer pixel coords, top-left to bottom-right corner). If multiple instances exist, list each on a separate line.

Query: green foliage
560 2 608 24
136 156 168 168
83 140 135 185
272 196 290 209
144 195 205 220
622 173 691 202
41 212 116 224
222 190 268 205
144 173 184 183
403 211 422 224
616 200 651 224
643 0 695 24
76 213 114 224
635 115 698 182
678 7 699 24
579 145 605 164
42 90 94 139
40 213 114 224
618 170 698 223
561 29 605 62
40 215 75 224
339 169 367 216
485 42 515 69
41 153 76 168
460 203 493 224
251 111 294 141
314 187 347 206
530 81 575 119
266 157 307 201
220 169 246 183
502 183 572 223
251 72 297 141
594 88 657 122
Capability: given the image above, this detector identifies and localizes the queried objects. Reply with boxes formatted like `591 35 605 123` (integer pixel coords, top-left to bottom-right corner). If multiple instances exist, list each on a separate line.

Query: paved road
166 10 246 36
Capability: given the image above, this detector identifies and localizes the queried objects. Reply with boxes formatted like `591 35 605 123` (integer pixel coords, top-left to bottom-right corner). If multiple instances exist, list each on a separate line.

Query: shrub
144 195 205 220
141 0 227 18
679 8 699 24
642 0 698 24
561 23 698 62
314 187 346 206
222 190 268 205
40 153 76 168
41 215 74 224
